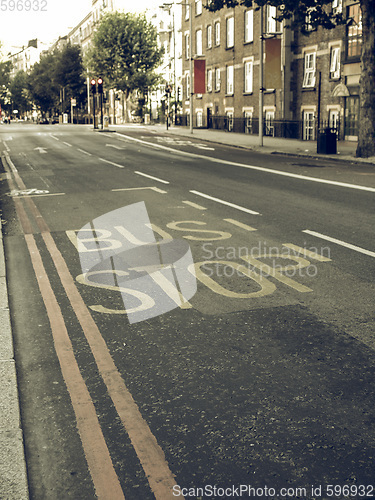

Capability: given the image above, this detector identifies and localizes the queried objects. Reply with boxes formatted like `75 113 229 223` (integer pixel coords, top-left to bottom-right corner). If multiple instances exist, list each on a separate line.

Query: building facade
181 0 361 140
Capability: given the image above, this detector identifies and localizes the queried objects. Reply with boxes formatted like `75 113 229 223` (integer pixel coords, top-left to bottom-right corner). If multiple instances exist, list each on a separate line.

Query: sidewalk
0 217 29 500
144 123 375 165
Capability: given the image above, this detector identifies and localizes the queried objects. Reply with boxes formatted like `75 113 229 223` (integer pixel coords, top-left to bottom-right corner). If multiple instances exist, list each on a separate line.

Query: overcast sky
0 0 154 53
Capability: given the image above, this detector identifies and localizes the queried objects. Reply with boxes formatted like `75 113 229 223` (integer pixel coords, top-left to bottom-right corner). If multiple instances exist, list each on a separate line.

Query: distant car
39 118 50 124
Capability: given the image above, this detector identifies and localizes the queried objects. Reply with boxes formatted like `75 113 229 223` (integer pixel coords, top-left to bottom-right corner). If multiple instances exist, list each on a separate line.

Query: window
328 109 340 131
207 25 212 49
215 68 221 91
244 61 253 93
302 52 316 88
185 3 190 20
266 5 277 34
185 33 190 59
304 9 315 32
196 29 203 55
207 69 213 92
214 21 220 46
226 17 234 48
186 73 190 99
303 111 315 140
196 110 203 127
226 65 234 94
265 110 275 136
347 3 362 59
332 0 342 14
330 46 340 79
244 10 253 43
195 0 202 16
226 111 234 131
244 111 253 134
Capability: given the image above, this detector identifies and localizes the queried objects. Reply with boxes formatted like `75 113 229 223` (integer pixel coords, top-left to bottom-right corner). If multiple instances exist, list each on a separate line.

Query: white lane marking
34 147 47 154
99 158 124 168
182 200 206 210
303 230 375 258
112 133 375 193
106 144 125 150
134 171 170 184
77 149 92 156
224 218 257 231
18 193 66 198
190 190 260 215
112 186 167 194
49 135 59 141
63 142 72 147
2 141 10 152
282 243 331 262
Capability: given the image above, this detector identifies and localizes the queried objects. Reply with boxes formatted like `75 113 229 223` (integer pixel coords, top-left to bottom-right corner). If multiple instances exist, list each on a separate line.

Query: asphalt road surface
1 123 375 500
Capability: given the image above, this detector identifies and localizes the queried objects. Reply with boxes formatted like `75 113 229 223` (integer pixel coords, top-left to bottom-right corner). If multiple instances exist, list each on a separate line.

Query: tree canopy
87 12 164 97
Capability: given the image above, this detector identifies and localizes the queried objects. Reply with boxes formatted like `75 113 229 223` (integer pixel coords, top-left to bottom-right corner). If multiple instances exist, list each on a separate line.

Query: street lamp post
189 0 193 134
259 5 264 147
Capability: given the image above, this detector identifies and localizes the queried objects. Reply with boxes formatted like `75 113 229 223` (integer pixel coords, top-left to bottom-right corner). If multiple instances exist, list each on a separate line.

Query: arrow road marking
34 147 47 154
106 144 126 150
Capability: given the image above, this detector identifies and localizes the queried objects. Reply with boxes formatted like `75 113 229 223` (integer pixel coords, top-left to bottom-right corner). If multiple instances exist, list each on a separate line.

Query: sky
0 0 154 54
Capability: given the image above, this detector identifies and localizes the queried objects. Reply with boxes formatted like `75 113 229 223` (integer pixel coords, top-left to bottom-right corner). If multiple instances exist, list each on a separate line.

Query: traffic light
90 79 96 94
97 77 103 94
177 87 181 102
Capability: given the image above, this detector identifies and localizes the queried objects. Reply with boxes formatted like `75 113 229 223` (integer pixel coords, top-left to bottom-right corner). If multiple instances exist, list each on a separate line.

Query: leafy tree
9 71 32 115
0 58 12 114
54 44 86 111
206 0 375 158
87 12 164 99
28 53 59 116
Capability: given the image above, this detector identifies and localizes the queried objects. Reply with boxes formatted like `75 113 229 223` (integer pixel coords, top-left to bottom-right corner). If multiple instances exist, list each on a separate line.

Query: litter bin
317 127 337 154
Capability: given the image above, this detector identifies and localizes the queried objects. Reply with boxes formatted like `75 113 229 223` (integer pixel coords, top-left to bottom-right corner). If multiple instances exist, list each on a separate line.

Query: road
1 123 375 500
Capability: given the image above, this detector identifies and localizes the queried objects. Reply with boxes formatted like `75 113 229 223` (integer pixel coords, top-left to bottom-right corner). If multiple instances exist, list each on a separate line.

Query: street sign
71 99 77 106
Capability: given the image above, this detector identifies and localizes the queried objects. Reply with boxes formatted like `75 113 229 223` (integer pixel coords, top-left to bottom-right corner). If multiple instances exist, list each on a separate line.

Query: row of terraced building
178 0 361 141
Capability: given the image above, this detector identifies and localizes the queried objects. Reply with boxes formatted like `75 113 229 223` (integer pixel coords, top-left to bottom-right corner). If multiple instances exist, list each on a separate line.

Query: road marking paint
106 144 125 150
49 134 59 141
190 190 260 215
77 148 92 156
302 230 375 258
63 141 72 147
112 133 375 193
34 147 47 154
223 219 257 231
99 158 124 168
282 243 331 262
2 141 10 152
17 192 65 198
6 155 182 499
134 171 170 184
241 254 313 293
25 234 125 500
182 200 206 210
112 186 167 194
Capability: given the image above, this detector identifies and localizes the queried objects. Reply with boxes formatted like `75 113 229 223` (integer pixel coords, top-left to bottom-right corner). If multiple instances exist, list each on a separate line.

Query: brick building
181 0 361 140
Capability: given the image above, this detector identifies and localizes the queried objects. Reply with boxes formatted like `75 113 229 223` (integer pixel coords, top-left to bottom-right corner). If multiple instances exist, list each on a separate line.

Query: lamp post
259 5 264 147
160 3 177 125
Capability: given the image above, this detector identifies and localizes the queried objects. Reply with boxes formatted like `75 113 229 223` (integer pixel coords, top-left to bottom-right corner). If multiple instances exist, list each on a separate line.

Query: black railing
174 115 343 141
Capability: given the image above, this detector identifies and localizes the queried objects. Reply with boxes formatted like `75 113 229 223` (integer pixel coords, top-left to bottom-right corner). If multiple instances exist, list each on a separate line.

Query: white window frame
185 72 190 99
185 32 190 60
226 110 234 131
207 68 213 92
303 52 316 88
215 68 221 91
243 108 253 134
226 65 234 95
266 5 277 34
226 17 234 48
244 60 253 93
332 0 342 13
196 29 203 56
264 109 275 136
214 21 220 46
330 46 340 79
196 109 203 127
207 25 212 49
244 10 254 43
303 110 315 140
195 0 202 16
185 3 190 20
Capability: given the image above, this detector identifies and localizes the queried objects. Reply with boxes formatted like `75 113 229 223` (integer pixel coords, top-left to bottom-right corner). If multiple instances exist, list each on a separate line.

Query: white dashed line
190 190 260 215
303 230 375 258
134 171 169 184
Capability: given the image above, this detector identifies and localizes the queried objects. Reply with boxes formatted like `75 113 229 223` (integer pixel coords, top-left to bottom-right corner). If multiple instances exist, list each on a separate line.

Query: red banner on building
194 59 206 94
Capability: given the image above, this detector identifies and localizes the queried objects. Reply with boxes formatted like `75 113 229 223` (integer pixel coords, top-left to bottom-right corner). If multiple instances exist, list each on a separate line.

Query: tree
28 53 59 116
9 71 32 115
206 0 375 158
0 58 12 114
86 12 164 110
54 44 86 112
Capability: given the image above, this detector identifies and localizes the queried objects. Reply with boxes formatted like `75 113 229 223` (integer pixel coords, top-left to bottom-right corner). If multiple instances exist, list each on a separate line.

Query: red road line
25 234 125 500
42 232 181 500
